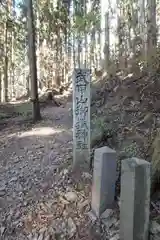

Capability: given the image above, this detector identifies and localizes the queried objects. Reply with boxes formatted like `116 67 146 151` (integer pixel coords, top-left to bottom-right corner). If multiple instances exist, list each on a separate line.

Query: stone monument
120 158 151 240
91 146 117 217
72 69 91 170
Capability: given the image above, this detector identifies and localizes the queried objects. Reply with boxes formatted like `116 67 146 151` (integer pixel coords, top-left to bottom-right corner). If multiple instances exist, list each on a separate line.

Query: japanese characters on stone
74 69 91 150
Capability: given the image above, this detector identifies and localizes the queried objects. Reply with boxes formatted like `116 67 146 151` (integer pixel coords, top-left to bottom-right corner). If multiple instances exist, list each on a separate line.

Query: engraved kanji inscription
73 69 91 164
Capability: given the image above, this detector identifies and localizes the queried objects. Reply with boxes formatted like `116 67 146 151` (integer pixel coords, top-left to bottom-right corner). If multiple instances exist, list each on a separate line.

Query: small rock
65 191 77 202
23 201 28 207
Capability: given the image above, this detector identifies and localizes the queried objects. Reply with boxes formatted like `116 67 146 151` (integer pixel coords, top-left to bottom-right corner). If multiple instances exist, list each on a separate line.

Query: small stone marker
72 68 91 169
91 146 117 217
120 158 151 240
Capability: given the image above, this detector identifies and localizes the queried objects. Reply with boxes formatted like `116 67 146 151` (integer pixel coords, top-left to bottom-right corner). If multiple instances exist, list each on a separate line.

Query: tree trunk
117 12 123 70
0 70 2 102
73 32 76 68
97 28 101 69
139 0 146 62
147 0 156 70
104 11 110 73
36 0 41 89
90 27 95 68
11 0 15 99
4 19 9 102
27 0 41 122
84 0 87 68
0 16 4 102
77 36 81 68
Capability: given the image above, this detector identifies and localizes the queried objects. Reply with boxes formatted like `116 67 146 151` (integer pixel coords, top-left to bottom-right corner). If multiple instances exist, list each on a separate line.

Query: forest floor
0 89 120 240
1 72 160 239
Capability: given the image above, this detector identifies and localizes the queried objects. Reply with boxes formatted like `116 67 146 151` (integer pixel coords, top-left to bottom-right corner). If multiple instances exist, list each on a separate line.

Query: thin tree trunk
117 13 123 70
36 0 41 89
97 29 101 68
11 0 15 99
0 70 2 102
27 0 41 122
147 0 156 70
84 0 87 68
90 27 95 68
104 11 110 73
4 19 9 102
77 36 81 68
0 19 4 102
139 0 146 62
84 35 87 67
73 32 76 68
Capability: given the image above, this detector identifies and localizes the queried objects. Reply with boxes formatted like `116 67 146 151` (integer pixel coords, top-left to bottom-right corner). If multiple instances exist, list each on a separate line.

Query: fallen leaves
0 103 76 239
21 164 94 240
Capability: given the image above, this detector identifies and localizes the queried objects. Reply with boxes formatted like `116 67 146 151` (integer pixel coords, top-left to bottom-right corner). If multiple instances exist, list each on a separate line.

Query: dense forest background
0 0 158 102
1 1 160 238
1 0 160 178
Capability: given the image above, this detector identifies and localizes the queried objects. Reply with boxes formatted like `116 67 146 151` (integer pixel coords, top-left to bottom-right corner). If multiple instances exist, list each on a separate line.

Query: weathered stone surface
72 69 91 169
120 158 150 240
91 146 117 217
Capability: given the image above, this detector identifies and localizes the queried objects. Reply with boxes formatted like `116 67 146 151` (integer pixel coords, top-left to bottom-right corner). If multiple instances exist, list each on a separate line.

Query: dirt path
0 100 120 240
0 103 88 239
